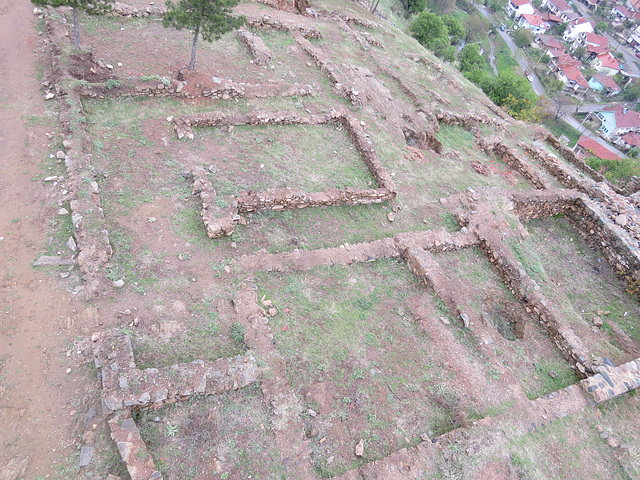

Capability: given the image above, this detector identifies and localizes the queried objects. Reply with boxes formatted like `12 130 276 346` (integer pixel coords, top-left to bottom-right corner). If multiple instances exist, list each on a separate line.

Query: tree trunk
188 23 200 70
72 7 80 50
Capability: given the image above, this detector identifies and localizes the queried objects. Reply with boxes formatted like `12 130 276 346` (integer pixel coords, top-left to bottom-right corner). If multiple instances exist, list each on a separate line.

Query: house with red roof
563 17 595 41
573 32 608 51
540 11 563 23
627 0 640 11
588 74 621 96
611 5 640 22
518 12 550 33
591 105 640 137
537 34 566 52
543 0 572 15
507 0 535 17
573 135 621 160
556 63 590 92
562 10 580 22
592 51 622 75
621 132 640 149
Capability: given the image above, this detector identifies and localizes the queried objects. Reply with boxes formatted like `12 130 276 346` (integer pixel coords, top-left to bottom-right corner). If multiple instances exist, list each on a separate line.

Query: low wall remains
581 357 640 403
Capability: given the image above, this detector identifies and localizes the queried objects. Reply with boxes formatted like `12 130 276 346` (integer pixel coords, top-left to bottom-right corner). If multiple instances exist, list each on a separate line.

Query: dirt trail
0 0 82 477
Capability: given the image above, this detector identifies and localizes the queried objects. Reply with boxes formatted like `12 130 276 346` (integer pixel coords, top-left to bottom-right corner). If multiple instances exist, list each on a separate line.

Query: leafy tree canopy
410 11 448 48
442 14 464 43
595 20 609 34
513 28 534 48
404 0 427 14
459 43 485 73
163 0 245 70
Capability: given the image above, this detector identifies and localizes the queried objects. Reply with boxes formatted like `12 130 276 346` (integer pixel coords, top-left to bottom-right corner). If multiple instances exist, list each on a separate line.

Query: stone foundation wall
544 133 607 184
246 14 322 39
45 19 114 299
581 357 640 403
437 110 508 130
109 411 163 480
92 332 262 412
238 29 273 66
477 137 550 190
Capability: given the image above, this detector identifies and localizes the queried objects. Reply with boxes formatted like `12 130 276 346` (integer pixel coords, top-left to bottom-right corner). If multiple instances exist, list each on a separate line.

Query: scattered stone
45 92 55 100
307 427 319 438
67 236 77 252
58 208 70 215
44 176 58 182
66 368 72 374
112 279 125 288
327 455 335 464
460 313 470 328
147 216 157 223
59 272 70 278
268 307 278 316
56 150 65 159
548 371 558 378
439 316 450 325
387 212 395 222
593 316 603 327
84 407 96 426
78 446 94 467
355 439 364 457
615 214 628 227
262 299 272 307
307 408 317 417
33 255 74 266
607 437 620 448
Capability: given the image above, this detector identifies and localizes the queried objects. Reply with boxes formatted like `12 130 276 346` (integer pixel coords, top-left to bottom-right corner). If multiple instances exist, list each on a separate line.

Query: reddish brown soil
0 1 88 477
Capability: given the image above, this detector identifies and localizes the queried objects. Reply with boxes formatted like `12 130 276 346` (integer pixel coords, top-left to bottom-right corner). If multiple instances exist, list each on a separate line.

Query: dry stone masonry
177 110 397 237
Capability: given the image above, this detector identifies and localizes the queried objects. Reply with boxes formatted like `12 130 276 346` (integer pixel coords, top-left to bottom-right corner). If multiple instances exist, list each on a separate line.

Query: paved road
561 114 627 156
475 3 545 95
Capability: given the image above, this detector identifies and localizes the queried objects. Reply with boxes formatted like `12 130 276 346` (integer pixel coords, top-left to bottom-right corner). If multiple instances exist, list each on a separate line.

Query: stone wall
510 190 640 298
437 110 508 131
108 411 163 480
477 137 550 190
238 29 273 66
581 357 640 403
92 332 262 412
45 18 114 299
179 110 398 237
246 14 322 39
544 133 607 184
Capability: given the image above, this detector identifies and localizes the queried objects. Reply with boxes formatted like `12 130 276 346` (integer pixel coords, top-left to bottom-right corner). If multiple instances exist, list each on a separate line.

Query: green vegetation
586 156 640 184
163 0 246 70
31 0 114 49
410 11 462 61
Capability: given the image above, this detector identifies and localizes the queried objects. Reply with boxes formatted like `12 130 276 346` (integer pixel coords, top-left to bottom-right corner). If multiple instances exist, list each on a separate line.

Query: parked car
527 74 534 82
500 24 506 31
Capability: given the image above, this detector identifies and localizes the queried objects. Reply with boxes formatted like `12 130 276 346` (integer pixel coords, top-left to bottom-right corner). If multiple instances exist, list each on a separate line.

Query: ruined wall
238 29 273 66
581 357 640 403
476 137 550 190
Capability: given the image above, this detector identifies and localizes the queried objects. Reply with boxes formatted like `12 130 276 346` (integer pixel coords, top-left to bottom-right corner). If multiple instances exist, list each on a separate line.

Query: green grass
493 35 519 74
135 384 285 479
256 259 491 475
542 117 581 148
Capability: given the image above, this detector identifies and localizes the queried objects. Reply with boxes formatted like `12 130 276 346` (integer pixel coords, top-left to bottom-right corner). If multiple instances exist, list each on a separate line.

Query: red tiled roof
511 0 532 6
521 13 546 26
572 17 594 26
564 11 579 20
597 52 621 70
592 73 620 91
622 132 640 147
539 34 565 50
607 106 640 129
584 33 608 46
577 136 621 160
557 53 582 67
560 64 589 86
588 45 610 54
549 0 570 11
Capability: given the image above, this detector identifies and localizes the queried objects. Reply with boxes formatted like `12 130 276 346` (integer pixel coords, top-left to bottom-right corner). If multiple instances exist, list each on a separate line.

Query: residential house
580 0 601 11
562 10 580 22
621 132 640 149
507 0 535 17
556 63 590 92
572 32 608 51
591 105 640 137
544 0 572 15
588 74 621 95
518 13 550 33
627 0 640 11
573 135 621 160
537 34 566 52
592 51 621 75
611 5 640 22
563 17 595 41
540 11 563 24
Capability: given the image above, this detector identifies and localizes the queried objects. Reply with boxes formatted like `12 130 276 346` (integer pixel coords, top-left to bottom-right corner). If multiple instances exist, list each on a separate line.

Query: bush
513 28 534 48
586 156 640 183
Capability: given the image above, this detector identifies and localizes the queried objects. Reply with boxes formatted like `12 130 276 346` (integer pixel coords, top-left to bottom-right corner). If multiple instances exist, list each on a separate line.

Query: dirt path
0 0 82 477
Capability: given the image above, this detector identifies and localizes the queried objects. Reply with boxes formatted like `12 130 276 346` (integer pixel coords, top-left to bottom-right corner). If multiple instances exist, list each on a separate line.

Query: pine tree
31 0 113 50
163 0 246 71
